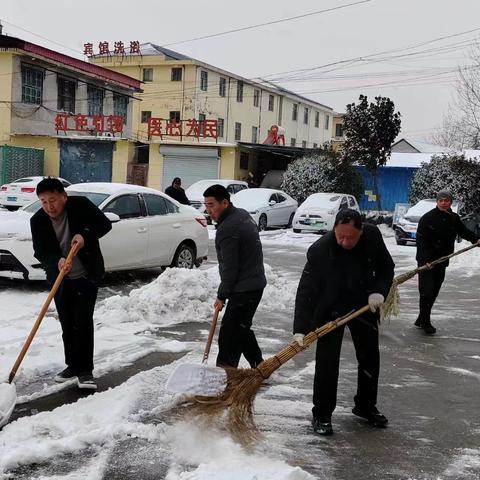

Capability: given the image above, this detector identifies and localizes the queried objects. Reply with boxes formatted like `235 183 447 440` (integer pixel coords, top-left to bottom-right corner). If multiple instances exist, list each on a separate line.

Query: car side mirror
269 200 277 206
104 212 120 223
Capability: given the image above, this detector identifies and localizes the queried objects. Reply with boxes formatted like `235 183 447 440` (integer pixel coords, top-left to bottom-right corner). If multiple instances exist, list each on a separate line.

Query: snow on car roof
185 179 247 195
302 193 343 205
66 182 161 196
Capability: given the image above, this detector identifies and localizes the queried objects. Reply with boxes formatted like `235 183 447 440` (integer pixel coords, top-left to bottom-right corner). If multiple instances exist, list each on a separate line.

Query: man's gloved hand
293 333 305 347
368 293 385 312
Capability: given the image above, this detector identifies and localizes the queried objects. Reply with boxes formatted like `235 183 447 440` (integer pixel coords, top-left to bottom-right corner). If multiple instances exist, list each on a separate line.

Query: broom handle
8 243 80 384
202 306 221 363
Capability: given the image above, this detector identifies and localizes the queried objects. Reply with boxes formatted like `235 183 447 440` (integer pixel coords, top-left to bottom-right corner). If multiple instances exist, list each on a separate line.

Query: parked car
231 188 297 231
292 193 360 234
394 199 460 245
0 176 71 210
0 183 208 280
185 179 248 215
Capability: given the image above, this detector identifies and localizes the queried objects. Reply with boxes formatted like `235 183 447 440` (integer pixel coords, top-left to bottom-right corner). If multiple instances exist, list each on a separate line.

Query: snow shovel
0 243 79 428
166 306 227 396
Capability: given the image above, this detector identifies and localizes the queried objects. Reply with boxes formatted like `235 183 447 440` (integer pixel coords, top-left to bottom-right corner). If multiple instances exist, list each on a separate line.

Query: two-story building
0 34 142 184
90 43 334 190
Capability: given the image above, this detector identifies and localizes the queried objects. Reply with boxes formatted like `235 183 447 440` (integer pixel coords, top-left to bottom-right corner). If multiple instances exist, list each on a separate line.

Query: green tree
342 95 401 210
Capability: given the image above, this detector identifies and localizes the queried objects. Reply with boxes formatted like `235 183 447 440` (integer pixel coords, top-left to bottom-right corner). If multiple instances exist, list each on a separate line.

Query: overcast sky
2 0 480 142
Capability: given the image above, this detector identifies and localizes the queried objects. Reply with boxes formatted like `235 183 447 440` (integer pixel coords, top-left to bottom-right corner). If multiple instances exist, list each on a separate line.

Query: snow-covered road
1 227 480 479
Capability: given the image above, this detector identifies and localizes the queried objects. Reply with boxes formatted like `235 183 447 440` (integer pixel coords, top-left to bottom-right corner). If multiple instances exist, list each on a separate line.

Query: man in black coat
415 190 480 335
165 177 190 205
293 209 394 436
30 178 112 390
203 184 266 368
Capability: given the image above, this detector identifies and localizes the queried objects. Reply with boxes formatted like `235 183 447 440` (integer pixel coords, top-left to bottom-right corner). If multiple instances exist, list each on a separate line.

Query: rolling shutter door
161 146 219 189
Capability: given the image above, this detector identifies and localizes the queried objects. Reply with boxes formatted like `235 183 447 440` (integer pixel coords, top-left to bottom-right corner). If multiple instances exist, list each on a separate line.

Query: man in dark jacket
165 177 190 205
30 178 112 390
293 209 394 436
415 190 480 335
203 184 267 368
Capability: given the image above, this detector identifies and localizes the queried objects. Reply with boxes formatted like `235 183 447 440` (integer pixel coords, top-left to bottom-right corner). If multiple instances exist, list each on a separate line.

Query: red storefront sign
83 41 140 56
54 113 124 135
147 118 218 140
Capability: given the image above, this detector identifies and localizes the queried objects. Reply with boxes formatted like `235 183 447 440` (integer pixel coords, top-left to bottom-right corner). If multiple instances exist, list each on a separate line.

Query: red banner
54 113 124 134
147 118 218 140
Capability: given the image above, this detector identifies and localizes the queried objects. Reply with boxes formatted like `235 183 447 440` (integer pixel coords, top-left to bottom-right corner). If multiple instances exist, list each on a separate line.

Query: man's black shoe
312 416 333 435
422 323 436 335
77 374 97 390
352 406 388 428
54 367 77 383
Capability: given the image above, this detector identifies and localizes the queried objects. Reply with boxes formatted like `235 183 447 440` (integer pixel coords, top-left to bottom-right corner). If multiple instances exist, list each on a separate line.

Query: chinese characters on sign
83 41 140 56
55 113 124 135
147 118 218 140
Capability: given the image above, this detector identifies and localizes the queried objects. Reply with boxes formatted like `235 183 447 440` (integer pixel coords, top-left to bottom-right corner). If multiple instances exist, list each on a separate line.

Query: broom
193 242 479 435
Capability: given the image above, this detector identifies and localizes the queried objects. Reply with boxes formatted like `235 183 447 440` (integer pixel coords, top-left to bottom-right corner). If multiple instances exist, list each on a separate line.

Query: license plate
411 232 416 239
7 196 17 202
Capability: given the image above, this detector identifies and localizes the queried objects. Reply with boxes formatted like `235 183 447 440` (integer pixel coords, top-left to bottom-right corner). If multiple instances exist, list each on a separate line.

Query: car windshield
302 193 341 208
23 200 42 213
67 191 109 206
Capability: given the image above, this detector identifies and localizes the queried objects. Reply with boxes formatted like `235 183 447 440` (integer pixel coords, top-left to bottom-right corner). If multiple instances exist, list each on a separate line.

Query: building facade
0 34 141 184
90 43 334 190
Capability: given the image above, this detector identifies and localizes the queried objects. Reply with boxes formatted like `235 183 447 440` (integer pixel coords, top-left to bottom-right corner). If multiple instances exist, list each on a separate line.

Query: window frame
217 117 225 138
87 85 104 116
234 122 242 141
171 67 182 82
103 194 143 219
236 80 244 102
268 95 274 112
143 68 153 82
303 107 309 125
325 114 330 130
251 125 258 143
292 103 298 121
315 111 320 128
141 111 152 123
57 76 76 114
200 70 208 91
219 77 226 97
253 89 260 107
21 64 44 105
113 93 129 124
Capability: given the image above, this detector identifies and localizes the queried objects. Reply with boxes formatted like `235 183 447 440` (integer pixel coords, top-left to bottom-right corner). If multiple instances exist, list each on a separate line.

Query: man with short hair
293 209 394 435
203 184 266 368
30 177 111 390
165 177 190 205
415 190 480 335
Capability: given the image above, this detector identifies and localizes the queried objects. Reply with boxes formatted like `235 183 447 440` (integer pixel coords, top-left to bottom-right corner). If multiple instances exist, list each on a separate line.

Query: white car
0 183 208 280
185 179 248 214
0 176 71 210
292 193 360 234
394 199 460 245
231 188 298 231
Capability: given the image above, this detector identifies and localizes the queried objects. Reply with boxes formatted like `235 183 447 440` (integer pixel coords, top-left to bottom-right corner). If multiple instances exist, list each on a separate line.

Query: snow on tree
281 146 363 204
410 153 480 212
341 95 401 210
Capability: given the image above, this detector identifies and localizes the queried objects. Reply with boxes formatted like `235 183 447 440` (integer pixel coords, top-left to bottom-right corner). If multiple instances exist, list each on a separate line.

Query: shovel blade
0 383 17 428
166 363 227 396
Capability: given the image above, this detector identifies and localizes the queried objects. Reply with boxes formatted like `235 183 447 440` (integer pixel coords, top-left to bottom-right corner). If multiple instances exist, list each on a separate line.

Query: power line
161 0 372 47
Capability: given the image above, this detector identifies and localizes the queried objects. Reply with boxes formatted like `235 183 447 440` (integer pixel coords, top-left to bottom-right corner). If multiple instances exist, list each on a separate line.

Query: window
290 138 296 147
103 194 142 219
253 89 260 107
252 126 258 143
304 107 309 125
234 184 247 193
169 111 181 122
87 86 104 116
200 70 208 91
235 122 242 141
277 194 286 203
143 68 153 82
219 77 226 97
335 123 343 137
57 77 76 113
217 118 225 138
144 194 179 216
348 196 356 207
302 140 307 148
313 143 318 148
325 114 330 130
240 153 249 170
269 194 278 204
315 111 320 128
340 196 348 210
268 95 274 112
22 65 43 104
171 67 182 82
199 113 206 136
292 104 298 121
114 94 128 123
236 81 244 102
141 111 151 123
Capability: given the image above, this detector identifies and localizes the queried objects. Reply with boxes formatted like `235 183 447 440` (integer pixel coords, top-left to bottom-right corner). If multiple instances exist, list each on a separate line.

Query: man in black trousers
30 177 111 390
415 190 480 335
203 184 266 368
293 209 394 436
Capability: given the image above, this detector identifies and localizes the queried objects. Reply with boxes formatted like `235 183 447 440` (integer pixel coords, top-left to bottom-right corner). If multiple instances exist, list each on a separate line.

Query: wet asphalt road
3 237 480 479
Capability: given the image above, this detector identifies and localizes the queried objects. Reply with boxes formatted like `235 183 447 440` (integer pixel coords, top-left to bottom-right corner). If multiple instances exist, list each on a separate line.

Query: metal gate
60 140 113 184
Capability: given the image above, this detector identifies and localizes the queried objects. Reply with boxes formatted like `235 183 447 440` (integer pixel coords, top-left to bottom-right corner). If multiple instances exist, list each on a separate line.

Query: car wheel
293 228 301 233
258 214 268 231
287 213 294 228
171 243 196 269
396 239 407 246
